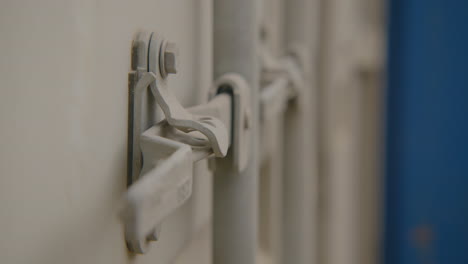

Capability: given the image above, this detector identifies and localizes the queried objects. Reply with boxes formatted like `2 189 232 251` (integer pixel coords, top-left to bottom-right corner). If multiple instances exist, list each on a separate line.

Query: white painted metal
258 3 287 263
0 0 385 263
0 1 215 263
123 67 252 253
282 0 319 263
123 123 195 253
209 74 252 172
257 3 322 262
213 0 260 263
149 70 229 158
258 55 299 264
317 0 384 264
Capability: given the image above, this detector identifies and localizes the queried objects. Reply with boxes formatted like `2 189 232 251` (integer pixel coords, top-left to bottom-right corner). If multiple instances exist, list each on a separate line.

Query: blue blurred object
385 0 468 263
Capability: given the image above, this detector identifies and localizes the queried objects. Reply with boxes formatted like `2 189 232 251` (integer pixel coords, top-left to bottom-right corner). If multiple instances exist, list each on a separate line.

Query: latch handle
122 125 194 253
148 72 229 157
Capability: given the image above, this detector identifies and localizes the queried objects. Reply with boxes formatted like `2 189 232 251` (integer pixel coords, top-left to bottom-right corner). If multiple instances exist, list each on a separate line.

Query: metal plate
127 32 163 186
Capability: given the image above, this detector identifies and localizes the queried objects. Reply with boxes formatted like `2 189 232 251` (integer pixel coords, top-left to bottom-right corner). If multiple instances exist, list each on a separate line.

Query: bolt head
164 42 179 75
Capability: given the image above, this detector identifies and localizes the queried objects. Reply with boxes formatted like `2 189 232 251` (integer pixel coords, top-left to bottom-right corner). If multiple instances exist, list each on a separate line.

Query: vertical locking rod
282 0 318 264
213 0 259 263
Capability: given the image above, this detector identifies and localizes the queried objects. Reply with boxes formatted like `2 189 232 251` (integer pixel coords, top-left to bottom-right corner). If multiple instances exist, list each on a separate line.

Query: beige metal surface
0 0 384 263
317 0 384 263
0 0 212 263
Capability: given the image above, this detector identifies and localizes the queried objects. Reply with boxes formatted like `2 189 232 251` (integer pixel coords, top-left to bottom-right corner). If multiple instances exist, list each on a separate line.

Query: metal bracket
210 73 252 172
122 32 251 254
259 46 304 121
149 70 229 157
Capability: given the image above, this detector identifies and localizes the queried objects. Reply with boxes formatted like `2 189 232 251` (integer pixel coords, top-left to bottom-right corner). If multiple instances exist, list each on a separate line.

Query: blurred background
0 0 467 264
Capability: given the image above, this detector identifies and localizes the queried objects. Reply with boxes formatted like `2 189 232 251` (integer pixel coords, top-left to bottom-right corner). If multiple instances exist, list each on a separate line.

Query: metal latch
259 45 305 121
121 32 251 253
